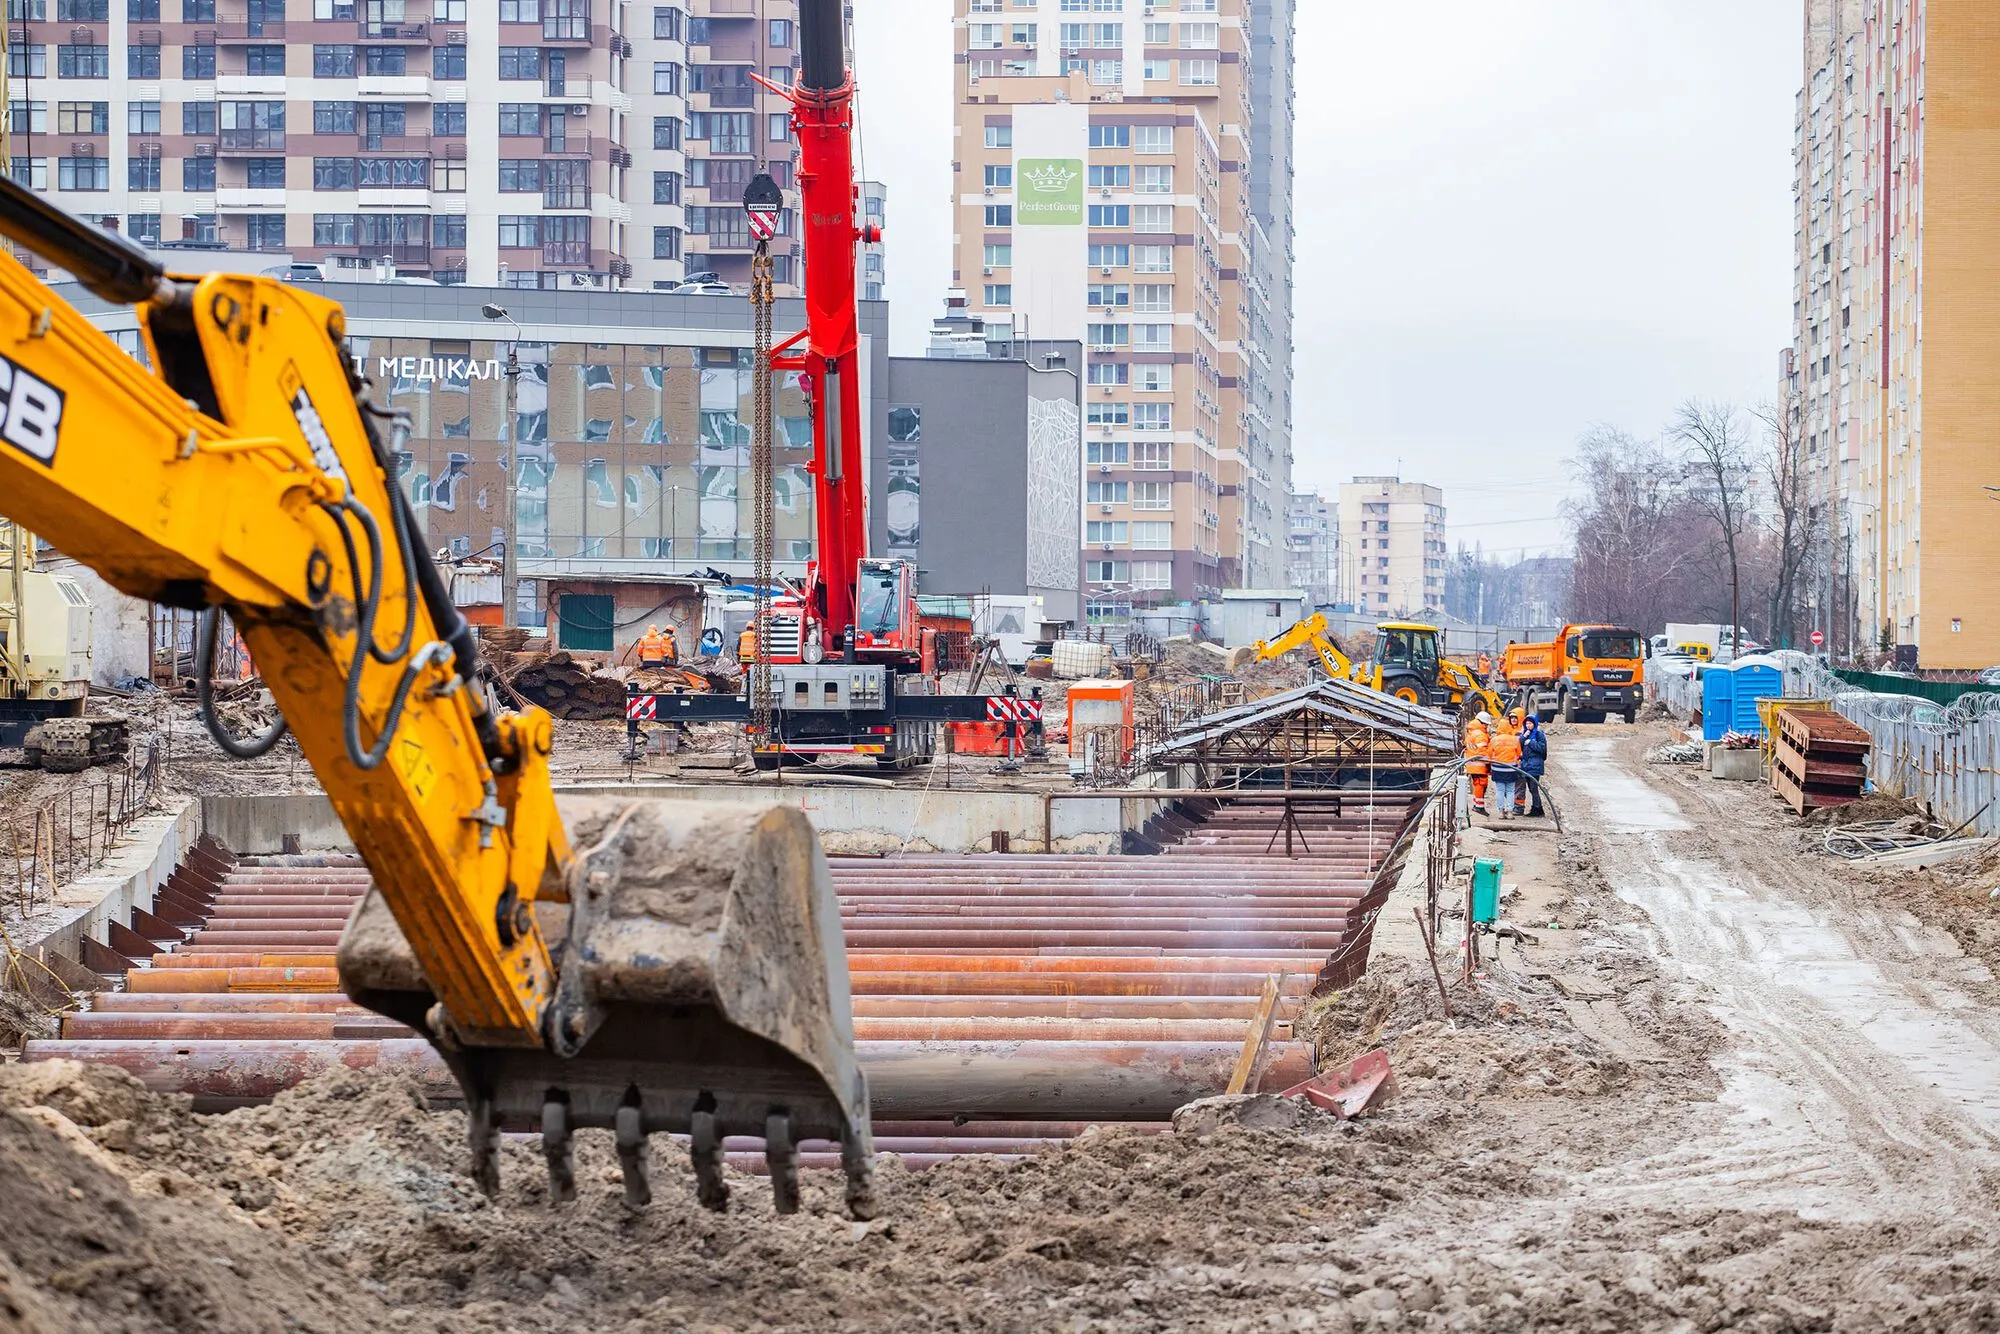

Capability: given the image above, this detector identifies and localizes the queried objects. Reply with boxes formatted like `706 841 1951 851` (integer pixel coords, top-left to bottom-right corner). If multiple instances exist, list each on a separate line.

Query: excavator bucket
338 798 875 1217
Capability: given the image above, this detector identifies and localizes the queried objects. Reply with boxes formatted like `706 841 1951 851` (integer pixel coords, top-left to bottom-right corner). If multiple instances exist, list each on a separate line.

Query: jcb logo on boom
0 353 66 465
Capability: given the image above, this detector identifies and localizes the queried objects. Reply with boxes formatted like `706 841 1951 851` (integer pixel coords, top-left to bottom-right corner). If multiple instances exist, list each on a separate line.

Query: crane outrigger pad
338 798 875 1216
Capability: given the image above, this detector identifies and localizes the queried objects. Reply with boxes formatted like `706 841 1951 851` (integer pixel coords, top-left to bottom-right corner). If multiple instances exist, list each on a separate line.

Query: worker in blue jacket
1514 709 1548 816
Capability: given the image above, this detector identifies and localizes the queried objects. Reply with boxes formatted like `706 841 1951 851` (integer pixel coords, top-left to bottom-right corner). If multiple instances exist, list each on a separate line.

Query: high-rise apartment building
1283 489 1334 608
950 0 1293 624
858 176 884 299
1793 0 2000 668
1 0 800 293
1338 476 1444 618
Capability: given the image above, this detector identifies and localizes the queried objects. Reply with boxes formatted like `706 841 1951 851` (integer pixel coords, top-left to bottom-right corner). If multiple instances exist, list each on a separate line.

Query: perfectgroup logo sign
1016 158 1084 225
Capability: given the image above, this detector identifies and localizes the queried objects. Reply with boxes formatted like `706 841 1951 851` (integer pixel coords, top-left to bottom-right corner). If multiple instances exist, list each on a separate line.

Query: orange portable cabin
1067 678 1136 763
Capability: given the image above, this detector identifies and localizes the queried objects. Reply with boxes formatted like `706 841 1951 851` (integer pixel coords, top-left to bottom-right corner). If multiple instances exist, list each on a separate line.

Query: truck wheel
1560 691 1577 723
1621 707 1637 724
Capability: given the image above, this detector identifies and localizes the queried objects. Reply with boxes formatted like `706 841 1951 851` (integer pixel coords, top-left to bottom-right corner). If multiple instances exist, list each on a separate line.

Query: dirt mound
1800 790 1928 827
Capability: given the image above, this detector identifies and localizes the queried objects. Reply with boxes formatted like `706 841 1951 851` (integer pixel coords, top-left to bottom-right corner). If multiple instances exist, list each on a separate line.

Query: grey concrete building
1247 0 1297 590
876 339 1083 625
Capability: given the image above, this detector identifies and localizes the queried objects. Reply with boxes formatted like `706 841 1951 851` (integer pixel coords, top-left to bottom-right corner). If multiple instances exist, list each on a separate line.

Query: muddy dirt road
3 725 1999 1331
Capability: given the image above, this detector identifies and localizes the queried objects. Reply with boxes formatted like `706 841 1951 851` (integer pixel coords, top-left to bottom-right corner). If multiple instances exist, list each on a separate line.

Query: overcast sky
852 2 1801 557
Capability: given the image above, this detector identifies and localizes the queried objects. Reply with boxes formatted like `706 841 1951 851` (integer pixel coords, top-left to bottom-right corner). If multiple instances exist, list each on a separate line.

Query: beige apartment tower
1338 476 1444 619
951 0 1293 623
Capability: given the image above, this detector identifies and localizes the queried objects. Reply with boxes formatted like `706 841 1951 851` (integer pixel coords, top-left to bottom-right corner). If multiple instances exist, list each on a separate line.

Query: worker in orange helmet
736 623 758 665
1488 713 1524 819
635 622 677 669
1464 710 1493 815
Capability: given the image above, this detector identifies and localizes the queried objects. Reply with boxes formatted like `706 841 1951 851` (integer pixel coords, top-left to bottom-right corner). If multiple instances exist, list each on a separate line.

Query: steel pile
25 791 1423 1169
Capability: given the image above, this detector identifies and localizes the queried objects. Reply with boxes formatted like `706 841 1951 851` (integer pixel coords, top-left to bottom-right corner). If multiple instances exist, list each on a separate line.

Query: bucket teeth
542 1097 576 1203
690 1105 729 1211
842 1123 878 1221
614 1098 652 1208
468 1098 501 1199
765 1111 799 1215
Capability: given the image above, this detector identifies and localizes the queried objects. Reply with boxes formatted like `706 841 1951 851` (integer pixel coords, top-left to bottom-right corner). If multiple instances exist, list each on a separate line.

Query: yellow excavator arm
1229 611 1354 679
0 179 872 1215
1439 658 1506 717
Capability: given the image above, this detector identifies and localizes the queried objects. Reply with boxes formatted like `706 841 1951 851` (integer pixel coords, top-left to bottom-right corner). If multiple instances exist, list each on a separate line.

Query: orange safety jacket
1488 729 1523 767
1463 722 1491 773
737 627 758 663
637 628 676 663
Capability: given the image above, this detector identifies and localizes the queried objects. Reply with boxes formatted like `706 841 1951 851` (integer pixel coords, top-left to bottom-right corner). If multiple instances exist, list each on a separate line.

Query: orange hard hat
1508 707 1525 722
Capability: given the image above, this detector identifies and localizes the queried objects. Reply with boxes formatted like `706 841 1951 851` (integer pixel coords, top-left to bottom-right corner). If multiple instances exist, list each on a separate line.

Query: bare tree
1563 426 1707 631
1753 391 1820 647
1671 401 1756 652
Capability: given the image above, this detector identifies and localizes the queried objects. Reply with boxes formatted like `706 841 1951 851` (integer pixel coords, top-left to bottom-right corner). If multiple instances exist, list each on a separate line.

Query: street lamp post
481 303 522 628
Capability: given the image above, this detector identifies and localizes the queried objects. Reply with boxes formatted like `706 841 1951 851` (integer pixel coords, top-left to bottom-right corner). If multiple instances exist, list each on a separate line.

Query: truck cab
1557 625 1646 722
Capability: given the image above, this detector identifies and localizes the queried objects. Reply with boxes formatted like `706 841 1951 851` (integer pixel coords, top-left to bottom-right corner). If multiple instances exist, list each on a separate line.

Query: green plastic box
1471 858 1503 924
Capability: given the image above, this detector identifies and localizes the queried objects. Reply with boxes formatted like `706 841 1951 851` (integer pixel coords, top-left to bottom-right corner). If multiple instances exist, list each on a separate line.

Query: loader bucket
338 798 875 1217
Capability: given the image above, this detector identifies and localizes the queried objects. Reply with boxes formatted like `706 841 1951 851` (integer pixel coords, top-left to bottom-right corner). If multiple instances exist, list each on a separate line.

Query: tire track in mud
1555 732 2000 1219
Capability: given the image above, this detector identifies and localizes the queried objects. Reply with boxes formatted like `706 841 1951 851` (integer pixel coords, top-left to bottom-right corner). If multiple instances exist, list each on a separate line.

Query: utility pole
481 303 522 628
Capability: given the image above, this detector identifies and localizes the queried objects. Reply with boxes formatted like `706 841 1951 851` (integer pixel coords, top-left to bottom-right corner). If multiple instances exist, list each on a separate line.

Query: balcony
357 18 427 41
358 185 430 209
540 129 594 157
211 17 287 41
215 185 285 209
356 74 432 100
215 73 285 96
217 131 284 154
541 16 591 43
357 130 429 153
541 239 592 266
541 186 590 210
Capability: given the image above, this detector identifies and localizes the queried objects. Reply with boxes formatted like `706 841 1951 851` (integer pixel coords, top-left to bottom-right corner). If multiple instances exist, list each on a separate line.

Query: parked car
674 282 735 296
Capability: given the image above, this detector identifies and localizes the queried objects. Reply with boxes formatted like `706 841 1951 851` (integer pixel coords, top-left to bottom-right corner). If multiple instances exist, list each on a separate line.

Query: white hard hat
1476 711 1493 724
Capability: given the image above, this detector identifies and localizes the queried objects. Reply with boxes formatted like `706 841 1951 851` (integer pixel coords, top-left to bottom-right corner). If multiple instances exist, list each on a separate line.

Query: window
543 158 588 209
984 123 1012 149
1009 22 1035 43
8 46 46 79
313 45 357 77
686 14 708 41
1086 561 1127 584
1134 403 1171 432
984 204 1013 227
435 215 467 249
57 156 108 190
128 44 161 77
129 0 160 15
969 23 1001 48
314 102 357 134
688 111 753 153
1087 437 1129 460
430 158 464 192
653 116 681 149
1179 58 1217 85
1087 322 1128 348
1088 164 1129 189
1088 402 1128 427
690 158 751 191
653 6 681 39
1135 126 1172 155
1180 21 1218 46
1131 560 1172 590
313 0 355 13
243 216 286 250
983 164 1013 189
653 171 681 204
432 45 466 79
362 46 406 75
128 213 160 244
1088 123 1128 149
1132 440 1171 469
1087 282 1129 307
1133 282 1172 313
1133 323 1171 352
653 225 681 260
498 159 541 192
7 101 45 135
245 45 285 74
312 213 356 246
1088 243 1128 267
1134 244 1172 273
56 102 108 135
769 64 793 87
182 103 217 135
1133 204 1173 232
56 45 109 78
6 0 43 16
1136 165 1172 193
497 0 531 17
983 243 1012 268
220 100 285 149
8 158 47 190
1087 521 1128 544
498 47 541 80
433 104 465 136
245 157 284 187
1143 21 1169 42
1087 204 1128 227
1142 58 1170 80
183 0 214 15
182 157 216 191
1135 364 1173 393
983 284 1012 306
768 113 789 143
1091 59 1121 84
127 155 161 189
653 62 680 94
183 44 216 78
1087 363 1128 386
768 17 792 45
1087 481 1128 505
498 215 539 248
1131 481 1171 510
312 157 354 190
498 105 542 136
57 0 106 17
435 0 464 17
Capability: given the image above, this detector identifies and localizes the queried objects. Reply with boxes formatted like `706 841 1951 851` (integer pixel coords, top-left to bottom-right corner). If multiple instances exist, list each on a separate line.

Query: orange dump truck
1502 624 1646 724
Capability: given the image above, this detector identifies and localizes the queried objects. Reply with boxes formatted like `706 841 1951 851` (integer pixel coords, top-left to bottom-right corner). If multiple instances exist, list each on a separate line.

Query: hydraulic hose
196 607 289 758
320 496 439 771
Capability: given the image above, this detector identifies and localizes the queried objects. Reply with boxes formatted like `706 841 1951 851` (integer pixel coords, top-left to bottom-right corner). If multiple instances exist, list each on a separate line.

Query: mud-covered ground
3 724 1999 1332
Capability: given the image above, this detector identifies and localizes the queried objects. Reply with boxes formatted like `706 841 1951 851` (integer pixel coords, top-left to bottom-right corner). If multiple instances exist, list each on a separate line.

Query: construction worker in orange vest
1488 715 1524 820
1465 711 1493 814
737 623 758 664
635 623 677 668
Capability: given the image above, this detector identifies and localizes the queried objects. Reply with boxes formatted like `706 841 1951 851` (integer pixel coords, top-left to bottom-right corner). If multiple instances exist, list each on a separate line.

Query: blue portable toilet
1702 658 1782 740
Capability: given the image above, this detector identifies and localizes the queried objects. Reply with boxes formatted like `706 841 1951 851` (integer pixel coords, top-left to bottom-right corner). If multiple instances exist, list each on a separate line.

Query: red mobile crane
658 0 1003 765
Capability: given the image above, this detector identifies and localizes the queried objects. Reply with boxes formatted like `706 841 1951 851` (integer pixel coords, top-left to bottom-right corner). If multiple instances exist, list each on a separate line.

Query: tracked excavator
0 2 881 1218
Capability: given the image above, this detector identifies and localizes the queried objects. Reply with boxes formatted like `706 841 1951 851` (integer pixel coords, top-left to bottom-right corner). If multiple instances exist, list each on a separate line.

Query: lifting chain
749 240 776 747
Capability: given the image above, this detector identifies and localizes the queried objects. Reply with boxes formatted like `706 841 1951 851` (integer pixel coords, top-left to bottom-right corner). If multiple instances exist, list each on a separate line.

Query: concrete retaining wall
5 797 200 964
203 785 1177 857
